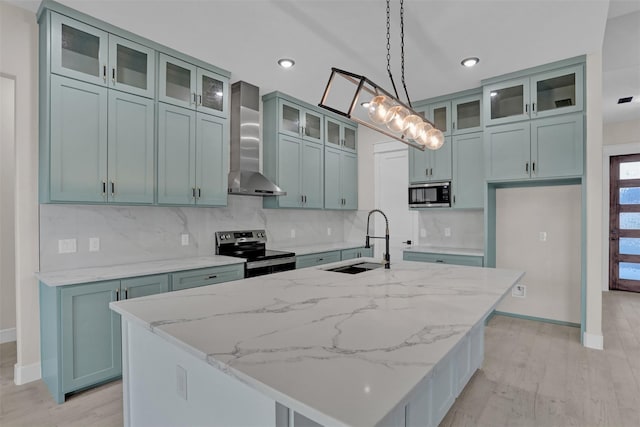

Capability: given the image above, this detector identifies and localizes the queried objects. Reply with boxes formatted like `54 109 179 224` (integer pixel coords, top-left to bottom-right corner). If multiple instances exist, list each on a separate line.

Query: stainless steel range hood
228 81 285 196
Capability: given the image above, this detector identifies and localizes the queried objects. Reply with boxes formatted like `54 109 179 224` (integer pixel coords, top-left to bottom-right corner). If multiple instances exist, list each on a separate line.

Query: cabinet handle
192 93 197 105
115 289 120 301
532 102 536 112
111 181 115 196
532 162 536 173
112 67 116 84
192 187 197 199
525 104 528 113
436 259 445 263
525 162 529 173
425 168 428 176
198 188 202 199
318 258 324 261
301 194 304 203
124 288 128 299
453 121 456 130
430 168 433 176
453 195 456 204
206 275 218 279
198 94 202 106
102 181 107 195
103 65 107 83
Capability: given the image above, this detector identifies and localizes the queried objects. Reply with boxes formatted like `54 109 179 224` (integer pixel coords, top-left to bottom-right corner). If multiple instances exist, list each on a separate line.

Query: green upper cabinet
429 101 451 136
277 99 324 144
159 53 228 118
451 95 483 134
452 133 484 208
157 103 228 206
408 137 452 184
325 147 358 210
485 113 583 181
325 117 357 153
484 64 583 126
50 12 155 98
48 75 154 204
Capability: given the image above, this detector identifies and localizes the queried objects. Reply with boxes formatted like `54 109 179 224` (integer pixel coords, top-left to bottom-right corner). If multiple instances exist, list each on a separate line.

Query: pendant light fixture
318 0 445 150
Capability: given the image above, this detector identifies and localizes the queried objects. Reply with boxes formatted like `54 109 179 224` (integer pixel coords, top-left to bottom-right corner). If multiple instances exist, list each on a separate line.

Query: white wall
496 186 582 324
604 119 640 146
0 75 16 340
0 1 41 384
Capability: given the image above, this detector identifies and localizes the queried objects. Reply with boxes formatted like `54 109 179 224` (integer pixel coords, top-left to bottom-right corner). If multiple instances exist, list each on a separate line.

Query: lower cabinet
340 246 373 261
39 264 243 403
296 250 341 269
403 251 484 267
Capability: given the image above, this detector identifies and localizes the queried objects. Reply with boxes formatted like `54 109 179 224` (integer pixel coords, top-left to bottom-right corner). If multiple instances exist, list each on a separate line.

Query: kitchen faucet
364 209 390 269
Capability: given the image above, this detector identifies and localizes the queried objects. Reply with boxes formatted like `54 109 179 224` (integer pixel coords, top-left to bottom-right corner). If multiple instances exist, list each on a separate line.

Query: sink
325 262 383 274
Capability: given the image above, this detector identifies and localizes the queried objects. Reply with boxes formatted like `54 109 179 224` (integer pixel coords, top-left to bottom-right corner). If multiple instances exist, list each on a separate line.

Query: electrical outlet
290 229 296 238
181 234 189 246
444 227 451 237
176 365 187 400
327 227 332 236
539 231 547 242
512 284 526 298
420 228 426 238
89 237 100 252
58 239 77 254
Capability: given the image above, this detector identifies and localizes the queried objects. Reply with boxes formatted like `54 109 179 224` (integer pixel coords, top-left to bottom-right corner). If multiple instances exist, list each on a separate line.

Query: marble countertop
403 245 484 257
36 256 245 287
273 241 369 256
111 258 523 426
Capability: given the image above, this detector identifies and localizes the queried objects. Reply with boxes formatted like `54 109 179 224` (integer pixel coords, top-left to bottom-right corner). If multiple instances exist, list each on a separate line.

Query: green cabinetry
325 117 357 152
403 251 483 267
340 246 374 260
276 98 324 144
296 246 374 268
325 147 358 210
452 133 484 208
170 264 244 291
408 137 452 184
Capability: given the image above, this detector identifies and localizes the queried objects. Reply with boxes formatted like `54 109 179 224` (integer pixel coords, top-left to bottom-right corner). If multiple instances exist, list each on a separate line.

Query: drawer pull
124 288 128 299
435 259 445 263
318 258 324 261
115 289 120 301
206 275 218 279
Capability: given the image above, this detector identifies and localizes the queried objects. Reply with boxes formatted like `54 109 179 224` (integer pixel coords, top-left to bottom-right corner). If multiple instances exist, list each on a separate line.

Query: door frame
603 142 640 291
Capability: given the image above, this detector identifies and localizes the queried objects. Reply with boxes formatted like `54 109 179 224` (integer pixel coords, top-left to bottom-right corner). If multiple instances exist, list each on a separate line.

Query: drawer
403 251 483 267
170 264 244 291
340 246 373 261
296 250 341 269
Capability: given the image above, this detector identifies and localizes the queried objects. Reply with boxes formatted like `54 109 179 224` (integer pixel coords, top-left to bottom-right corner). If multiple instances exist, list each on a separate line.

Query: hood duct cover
228 81 285 196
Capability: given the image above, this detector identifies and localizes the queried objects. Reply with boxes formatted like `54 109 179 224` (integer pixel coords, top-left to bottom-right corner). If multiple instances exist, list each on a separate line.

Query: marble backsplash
39 196 371 272
417 209 484 249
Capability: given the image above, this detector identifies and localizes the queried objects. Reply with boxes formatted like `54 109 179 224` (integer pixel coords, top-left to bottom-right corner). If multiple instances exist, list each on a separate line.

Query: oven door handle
246 256 296 269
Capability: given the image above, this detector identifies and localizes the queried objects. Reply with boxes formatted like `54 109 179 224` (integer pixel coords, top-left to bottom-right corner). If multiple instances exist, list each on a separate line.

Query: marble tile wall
417 209 484 249
39 196 370 272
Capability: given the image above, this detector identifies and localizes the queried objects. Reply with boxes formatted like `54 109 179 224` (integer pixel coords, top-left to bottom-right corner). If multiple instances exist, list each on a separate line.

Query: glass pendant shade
415 122 434 145
368 95 393 124
424 128 445 150
403 115 424 140
385 105 410 132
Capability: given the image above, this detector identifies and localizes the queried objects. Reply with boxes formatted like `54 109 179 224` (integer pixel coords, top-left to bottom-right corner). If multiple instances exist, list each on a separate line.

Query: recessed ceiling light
618 96 633 104
277 58 295 69
461 57 479 67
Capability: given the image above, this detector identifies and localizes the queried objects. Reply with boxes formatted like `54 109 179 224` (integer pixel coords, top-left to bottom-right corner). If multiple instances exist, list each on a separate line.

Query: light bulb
385 106 410 132
403 115 424 140
368 96 393 124
425 129 445 150
416 122 434 146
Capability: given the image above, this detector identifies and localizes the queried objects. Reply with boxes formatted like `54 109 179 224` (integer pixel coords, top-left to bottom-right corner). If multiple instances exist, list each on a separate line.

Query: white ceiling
9 0 640 124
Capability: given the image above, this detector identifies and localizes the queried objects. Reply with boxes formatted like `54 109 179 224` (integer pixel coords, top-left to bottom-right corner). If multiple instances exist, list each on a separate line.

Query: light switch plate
420 229 426 238
539 231 547 242
327 227 332 236
58 239 77 254
290 229 296 238
444 227 451 237
181 234 189 246
89 237 100 252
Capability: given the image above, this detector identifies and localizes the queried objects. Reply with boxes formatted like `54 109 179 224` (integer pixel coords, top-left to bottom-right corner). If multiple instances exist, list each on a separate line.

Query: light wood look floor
1 291 640 426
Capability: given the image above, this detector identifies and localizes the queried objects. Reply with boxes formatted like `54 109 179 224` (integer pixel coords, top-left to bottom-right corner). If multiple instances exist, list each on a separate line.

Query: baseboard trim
493 311 581 328
583 332 604 350
0 328 16 344
14 361 41 385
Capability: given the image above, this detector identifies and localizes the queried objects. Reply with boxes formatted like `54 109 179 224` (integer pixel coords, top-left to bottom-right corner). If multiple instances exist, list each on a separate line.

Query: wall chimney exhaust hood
228 81 286 196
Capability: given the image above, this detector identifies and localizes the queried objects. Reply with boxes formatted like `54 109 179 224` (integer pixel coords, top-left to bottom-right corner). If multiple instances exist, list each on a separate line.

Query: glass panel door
303 111 323 143
429 102 450 135
280 101 301 136
325 120 341 147
51 13 108 86
108 35 155 98
159 54 196 110
343 126 357 151
452 96 481 134
531 65 583 118
484 77 530 126
610 154 640 292
197 68 227 118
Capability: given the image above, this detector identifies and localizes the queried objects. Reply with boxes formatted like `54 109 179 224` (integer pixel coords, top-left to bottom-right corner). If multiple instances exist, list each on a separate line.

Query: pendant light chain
385 0 400 99
399 0 412 108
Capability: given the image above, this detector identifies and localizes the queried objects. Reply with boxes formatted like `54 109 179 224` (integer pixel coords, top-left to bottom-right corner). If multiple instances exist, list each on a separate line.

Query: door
431 136 453 181
375 142 416 263
342 152 358 209
50 12 108 86
530 65 583 119
325 118 342 149
157 103 196 205
343 124 357 152
50 75 108 202
301 141 324 208
107 90 155 204
324 147 342 209
408 146 430 183
302 110 323 144
452 95 482 134
278 99 303 138
158 54 197 110
121 274 169 299
485 122 531 181
429 101 451 136
196 113 228 206
276 134 302 208
610 154 640 292
483 77 530 126
531 113 583 179
61 280 121 392
108 34 155 98
196 68 228 118
452 133 484 208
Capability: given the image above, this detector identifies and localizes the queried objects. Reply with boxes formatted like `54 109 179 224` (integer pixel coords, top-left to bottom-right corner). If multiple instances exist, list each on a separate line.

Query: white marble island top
111 259 523 426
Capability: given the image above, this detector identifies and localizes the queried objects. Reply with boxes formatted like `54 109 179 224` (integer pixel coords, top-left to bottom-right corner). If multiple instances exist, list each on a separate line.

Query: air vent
618 96 633 104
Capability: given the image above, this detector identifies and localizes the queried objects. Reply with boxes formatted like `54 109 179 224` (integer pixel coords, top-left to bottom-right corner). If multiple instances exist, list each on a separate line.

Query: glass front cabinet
325 117 357 153
483 64 583 126
277 99 324 145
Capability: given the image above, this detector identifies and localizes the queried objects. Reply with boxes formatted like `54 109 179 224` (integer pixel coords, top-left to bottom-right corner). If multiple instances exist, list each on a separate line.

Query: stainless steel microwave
408 182 451 208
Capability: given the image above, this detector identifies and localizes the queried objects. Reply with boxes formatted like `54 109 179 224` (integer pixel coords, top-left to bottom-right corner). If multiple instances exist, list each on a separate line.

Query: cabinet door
341 248 359 260
324 147 342 209
452 133 484 209
107 34 155 98
409 146 430 184
296 251 341 269
107 90 155 204
278 99 303 138
121 274 169 299
157 103 197 204
50 12 108 86
530 65 584 119
430 101 451 136
276 134 303 208
452 95 482 134
195 113 228 206
171 265 244 291
158 54 197 110
60 280 121 392
50 75 108 202
485 122 531 181
484 77 530 126
531 114 584 179
341 152 358 210
325 118 342 149
431 137 453 182
196 68 228 118
342 124 357 153
302 110 323 144
301 141 324 209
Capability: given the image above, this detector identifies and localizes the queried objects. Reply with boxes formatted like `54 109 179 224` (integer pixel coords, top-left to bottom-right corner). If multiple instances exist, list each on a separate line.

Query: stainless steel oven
215 230 296 278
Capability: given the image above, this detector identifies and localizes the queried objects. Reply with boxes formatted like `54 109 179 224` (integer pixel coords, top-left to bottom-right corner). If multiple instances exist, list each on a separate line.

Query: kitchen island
110 259 523 427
